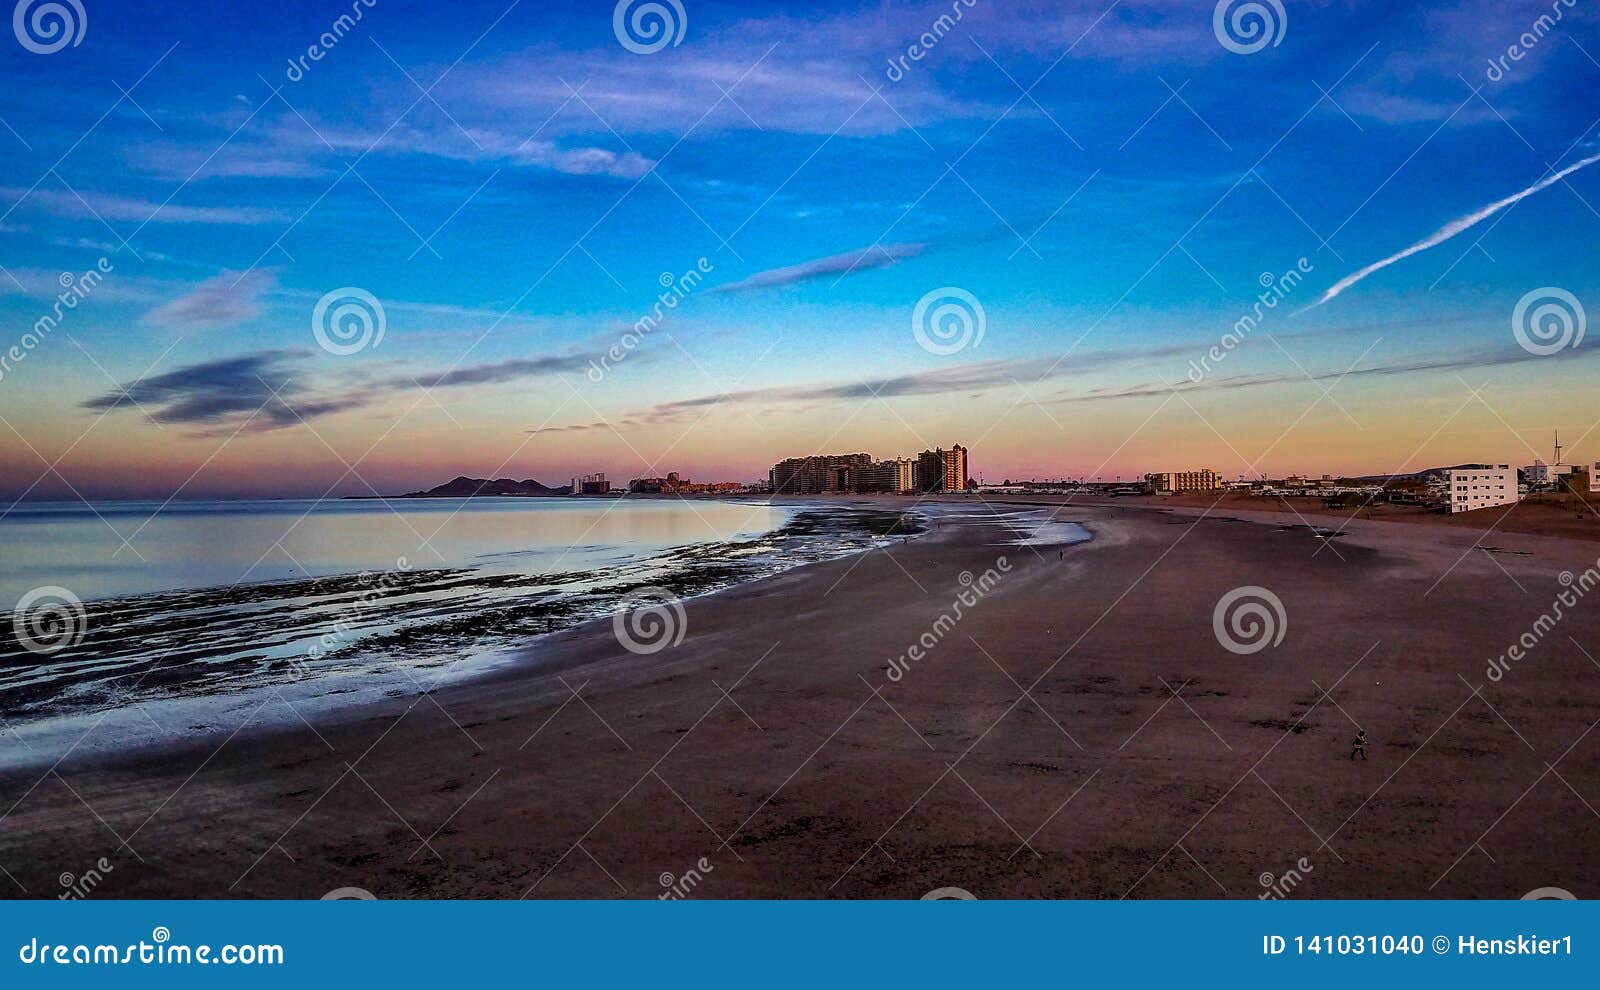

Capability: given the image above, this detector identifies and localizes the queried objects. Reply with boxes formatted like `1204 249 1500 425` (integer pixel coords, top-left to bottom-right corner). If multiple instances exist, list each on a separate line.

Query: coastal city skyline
7 0 1600 929
2 1 1598 501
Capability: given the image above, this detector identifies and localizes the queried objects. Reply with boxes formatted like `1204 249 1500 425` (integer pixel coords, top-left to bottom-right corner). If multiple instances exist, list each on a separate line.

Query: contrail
1304 152 1600 311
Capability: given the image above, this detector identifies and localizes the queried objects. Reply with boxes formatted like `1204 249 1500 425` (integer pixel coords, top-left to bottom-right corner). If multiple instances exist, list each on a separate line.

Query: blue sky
1 0 1598 497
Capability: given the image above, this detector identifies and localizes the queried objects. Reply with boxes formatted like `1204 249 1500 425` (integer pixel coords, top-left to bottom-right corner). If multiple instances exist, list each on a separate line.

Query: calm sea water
0 497 791 604
0 496 925 765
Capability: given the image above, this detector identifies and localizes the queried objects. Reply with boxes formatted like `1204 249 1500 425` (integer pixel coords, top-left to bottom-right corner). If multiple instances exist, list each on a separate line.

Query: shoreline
0 499 938 771
3 499 1598 899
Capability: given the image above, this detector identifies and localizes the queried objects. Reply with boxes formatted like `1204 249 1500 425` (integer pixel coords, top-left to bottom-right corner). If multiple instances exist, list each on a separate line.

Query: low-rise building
1145 469 1222 493
1446 465 1518 514
629 472 746 495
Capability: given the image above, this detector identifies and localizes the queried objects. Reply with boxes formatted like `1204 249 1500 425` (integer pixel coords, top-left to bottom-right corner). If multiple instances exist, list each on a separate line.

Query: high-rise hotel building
916 445 969 492
769 447 966 494
769 453 874 494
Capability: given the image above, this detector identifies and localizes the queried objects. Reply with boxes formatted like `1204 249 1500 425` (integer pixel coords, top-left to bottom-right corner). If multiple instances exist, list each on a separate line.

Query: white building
1447 465 1519 514
1527 461 1581 488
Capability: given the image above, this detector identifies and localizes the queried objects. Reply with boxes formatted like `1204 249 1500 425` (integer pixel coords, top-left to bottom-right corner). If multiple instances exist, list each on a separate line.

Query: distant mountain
1347 464 1507 484
398 476 572 498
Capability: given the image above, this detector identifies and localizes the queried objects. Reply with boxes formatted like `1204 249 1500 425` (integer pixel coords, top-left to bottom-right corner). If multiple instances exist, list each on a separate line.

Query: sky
1 0 1598 499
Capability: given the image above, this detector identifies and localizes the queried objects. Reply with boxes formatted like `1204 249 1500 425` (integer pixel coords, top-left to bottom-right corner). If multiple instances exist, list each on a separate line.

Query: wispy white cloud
1 187 282 225
146 270 277 329
127 142 324 181
276 114 656 178
535 338 1595 435
1308 153 1600 309
711 242 927 293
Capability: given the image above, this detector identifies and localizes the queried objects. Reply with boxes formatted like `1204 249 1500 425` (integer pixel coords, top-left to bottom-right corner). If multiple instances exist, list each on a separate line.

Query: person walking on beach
1349 730 1368 761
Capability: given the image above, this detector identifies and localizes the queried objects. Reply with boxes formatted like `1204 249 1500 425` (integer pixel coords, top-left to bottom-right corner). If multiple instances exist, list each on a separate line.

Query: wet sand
3 497 1599 899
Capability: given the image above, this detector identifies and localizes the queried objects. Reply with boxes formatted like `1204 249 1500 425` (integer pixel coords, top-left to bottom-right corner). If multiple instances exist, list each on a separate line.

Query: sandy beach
4 496 1599 900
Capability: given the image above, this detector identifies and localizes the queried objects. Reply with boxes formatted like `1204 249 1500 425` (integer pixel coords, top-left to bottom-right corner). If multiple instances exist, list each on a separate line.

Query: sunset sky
1 0 1598 499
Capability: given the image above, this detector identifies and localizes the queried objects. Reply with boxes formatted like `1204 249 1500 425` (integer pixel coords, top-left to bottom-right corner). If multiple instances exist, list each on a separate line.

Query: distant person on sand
1349 730 1368 761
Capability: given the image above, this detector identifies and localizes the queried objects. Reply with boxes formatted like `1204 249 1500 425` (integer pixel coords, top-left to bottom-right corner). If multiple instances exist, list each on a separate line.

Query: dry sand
1096 489 1600 542
4 497 1599 900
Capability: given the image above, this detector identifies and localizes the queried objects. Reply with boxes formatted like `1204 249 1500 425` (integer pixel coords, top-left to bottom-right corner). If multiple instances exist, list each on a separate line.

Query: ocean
0 496 925 766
